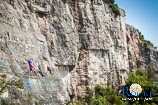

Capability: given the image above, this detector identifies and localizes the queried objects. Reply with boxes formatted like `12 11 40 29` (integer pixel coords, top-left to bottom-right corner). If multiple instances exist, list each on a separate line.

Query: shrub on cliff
0 79 7 94
15 80 24 89
28 6 35 13
109 4 120 17
103 0 120 17
74 84 124 105
91 96 107 105
103 0 115 4
139 33 154 48
143 40 154 48
62 0 67 4
139 34 144 41
146 40 154 47
0 99 14 105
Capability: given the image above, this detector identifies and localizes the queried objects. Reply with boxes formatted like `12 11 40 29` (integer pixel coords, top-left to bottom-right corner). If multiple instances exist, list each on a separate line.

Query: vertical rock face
126 24 158 72
0 0 157 104
126 24 140 71
126 24 158 90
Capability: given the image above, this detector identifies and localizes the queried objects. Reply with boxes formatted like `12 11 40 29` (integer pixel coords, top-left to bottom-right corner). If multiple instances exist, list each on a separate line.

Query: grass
15 80 24 89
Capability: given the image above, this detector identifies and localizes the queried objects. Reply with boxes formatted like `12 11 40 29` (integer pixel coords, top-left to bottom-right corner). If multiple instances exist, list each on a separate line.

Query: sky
115 0 158 47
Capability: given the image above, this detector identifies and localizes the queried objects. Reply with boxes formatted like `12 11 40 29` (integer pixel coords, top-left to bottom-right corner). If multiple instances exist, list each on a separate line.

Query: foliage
125 63 158 104
102 0 120 17
0 79 24 95
91 96 106 105
0 79 5 88
154 46 157 49
139 33 154 48
143 40 154 48
0 79 7 93
15 80 24 89
75 101 82 105
144 42 148 48
28 93 41 105
65 100 71 105
35 100 40 105
139 34 144 41
75 84 124 105
28 6 35 13
109 4 121 17
0 99 14 105
0 78 40 105
146 62 155 81
62 0 67 4
28 93 33 101
0 79 5 87
103 0 115 4
94 84 106 96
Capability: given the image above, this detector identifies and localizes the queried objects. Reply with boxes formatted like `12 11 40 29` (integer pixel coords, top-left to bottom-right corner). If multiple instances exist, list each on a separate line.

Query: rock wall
0 0 157 104
126 24 158 72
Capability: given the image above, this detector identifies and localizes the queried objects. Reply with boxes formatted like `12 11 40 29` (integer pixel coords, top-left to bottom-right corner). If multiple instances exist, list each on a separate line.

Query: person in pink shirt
27 58 35 75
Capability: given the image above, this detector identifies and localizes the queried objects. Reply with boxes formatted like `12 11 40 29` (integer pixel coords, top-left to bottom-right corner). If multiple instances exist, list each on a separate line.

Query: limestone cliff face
0 0 157 104
126 24 158 72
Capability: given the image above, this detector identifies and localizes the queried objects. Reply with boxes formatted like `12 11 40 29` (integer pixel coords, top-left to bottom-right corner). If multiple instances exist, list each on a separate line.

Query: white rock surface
0 0 157 104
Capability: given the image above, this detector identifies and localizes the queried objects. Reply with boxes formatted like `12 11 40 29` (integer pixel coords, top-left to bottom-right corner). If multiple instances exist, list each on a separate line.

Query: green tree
76 84 125 105
125 66 158 104
91 96 106 105
146 62 155 81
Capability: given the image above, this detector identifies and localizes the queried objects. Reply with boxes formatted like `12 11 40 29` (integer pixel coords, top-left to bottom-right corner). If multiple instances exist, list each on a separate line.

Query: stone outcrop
0 0 157 104
126 24 158 88
126 24 158 72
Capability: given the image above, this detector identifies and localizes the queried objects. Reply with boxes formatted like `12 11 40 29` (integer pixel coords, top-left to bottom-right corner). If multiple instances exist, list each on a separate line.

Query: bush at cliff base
73 63 158 105
125 63 158 105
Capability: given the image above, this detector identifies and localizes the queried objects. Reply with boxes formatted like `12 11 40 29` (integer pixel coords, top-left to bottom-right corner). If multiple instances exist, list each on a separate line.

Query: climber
27 58 35 75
